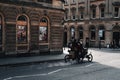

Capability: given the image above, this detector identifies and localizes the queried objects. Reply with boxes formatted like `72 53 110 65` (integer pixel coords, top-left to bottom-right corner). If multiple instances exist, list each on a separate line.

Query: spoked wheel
87 54 93 62
64 55 70 63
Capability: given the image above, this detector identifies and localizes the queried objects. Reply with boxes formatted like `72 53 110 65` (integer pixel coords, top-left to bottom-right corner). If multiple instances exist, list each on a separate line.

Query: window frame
99 26 105 40
39 17 48 43
65 0 68 5
91 8 96 19
65 9 68 20
79 27 83 39
100 7 105 18
71 7 76 20
70 27 75 38
114 7 119 18
80 11 84 20
16 15 28 44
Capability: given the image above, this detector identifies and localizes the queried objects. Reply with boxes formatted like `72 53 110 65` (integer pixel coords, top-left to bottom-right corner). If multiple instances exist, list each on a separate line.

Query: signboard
99 30 103 37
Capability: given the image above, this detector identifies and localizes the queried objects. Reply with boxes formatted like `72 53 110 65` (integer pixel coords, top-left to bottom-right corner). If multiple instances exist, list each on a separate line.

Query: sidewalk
0 53 66 67
0 48 119 67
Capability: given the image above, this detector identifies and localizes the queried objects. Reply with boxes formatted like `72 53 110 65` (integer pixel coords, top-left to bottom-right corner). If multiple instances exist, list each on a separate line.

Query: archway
63 27 67 47
39 16 50 52
16 15 29 51
113 24 120 48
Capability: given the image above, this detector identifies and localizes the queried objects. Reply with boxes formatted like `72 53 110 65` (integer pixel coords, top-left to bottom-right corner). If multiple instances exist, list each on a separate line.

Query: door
63 32 67 47
113 32 120 48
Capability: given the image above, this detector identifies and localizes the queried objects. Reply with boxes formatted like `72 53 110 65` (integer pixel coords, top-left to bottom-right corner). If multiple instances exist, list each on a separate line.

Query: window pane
39 27 48 41
17 26 27 43
91 31 95 40
114 7 119 17
101 8 104 17
101 31 105 40
39 17 48 42
79 27 83 39
80 11 84 19
99 29 105 40
73 15 75 19
71 27 75 38
92 9 96 18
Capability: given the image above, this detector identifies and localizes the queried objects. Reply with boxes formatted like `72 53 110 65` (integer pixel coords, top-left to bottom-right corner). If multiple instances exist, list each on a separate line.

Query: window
17 15 28 44
65 0 68 5
71 8 76 20
79 27 83 39
79 0 84 3
80 11 84 19
91 8 96 18
65 9 68 20
72 14 76 20
73 0 75 3
0 16 2 45
114 7 119 18
65 12 68 20
72 9 76 20
100 8 105 18
99 26 105 40
90 27 96 40
39 17 48 42
70 27 75 38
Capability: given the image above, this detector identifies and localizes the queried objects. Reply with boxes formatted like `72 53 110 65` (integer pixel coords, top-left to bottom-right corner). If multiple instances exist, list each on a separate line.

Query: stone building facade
0 0 64 56
63 0 120 48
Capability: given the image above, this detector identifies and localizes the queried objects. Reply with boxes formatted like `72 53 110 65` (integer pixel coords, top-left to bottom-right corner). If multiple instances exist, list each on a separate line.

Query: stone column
96 26 99 47
76 0 79 20
105 0 113 18
85 0 90 20
68 0 71 20
75 23 78 39
83 22 89 46
67 25 70 43
105 24 113 47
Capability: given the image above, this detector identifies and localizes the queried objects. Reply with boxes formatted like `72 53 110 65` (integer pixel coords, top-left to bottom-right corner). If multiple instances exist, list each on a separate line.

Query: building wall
63 0 120 48
0 0 64 56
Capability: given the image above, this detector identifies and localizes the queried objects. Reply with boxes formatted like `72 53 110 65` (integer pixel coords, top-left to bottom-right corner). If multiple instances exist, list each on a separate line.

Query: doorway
113 32 120 48
63 32 67 47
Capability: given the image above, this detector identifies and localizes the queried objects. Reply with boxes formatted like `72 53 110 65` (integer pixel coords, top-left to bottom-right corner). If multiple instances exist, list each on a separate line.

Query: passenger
75 40 81 60
77 40 84 59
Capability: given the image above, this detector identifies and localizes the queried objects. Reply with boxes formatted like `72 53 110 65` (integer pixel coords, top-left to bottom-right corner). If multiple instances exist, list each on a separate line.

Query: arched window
70 27 75 38
99 3 105 18
99 26 105 40
71 7 76 20
90 5 97 19
39 17 48 42
65 9 68 20
17 15 28 44
79 27 83 39
79 6 84 20
90 26 96 40
0 15 2 45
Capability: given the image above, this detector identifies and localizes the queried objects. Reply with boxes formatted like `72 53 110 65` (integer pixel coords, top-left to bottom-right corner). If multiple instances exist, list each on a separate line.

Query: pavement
0 47 119 67
0 48 70 67
0 53 66 67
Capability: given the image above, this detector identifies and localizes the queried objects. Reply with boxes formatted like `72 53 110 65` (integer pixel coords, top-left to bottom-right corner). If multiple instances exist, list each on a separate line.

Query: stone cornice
0 0 64 11
112 2 120 6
